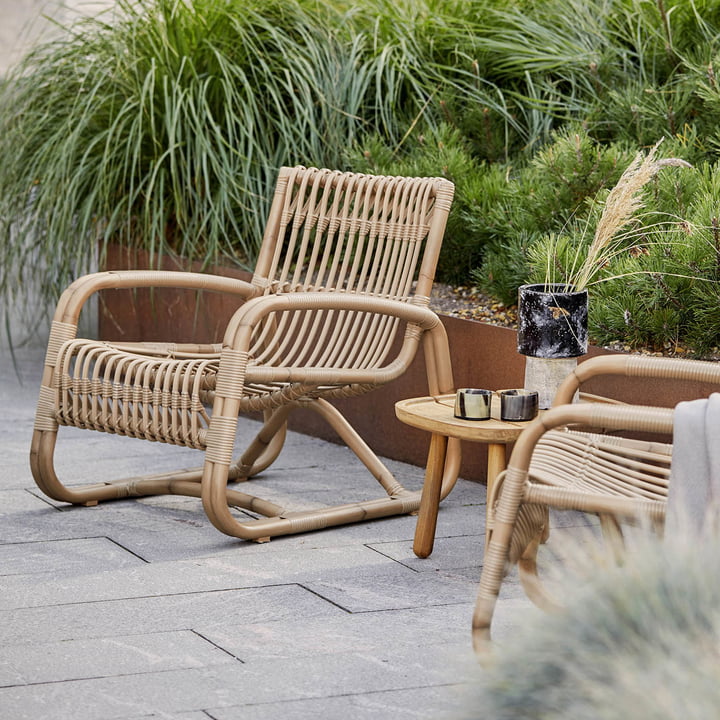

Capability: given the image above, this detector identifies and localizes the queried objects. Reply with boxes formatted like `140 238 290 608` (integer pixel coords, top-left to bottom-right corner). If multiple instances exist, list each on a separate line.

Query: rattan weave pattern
54 339 216 447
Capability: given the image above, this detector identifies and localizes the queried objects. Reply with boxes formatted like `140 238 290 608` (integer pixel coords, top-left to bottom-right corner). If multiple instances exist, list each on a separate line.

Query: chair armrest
220 292 445 386
554 355 720 406
507 402 674 474
53 270 259 327
224 291 442 337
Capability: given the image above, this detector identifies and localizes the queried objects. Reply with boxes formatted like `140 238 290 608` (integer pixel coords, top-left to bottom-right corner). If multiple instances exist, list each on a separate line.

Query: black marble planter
517 283 588 358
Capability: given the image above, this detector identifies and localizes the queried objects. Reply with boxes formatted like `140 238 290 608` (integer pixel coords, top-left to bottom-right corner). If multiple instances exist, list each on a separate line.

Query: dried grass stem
566 140 692 291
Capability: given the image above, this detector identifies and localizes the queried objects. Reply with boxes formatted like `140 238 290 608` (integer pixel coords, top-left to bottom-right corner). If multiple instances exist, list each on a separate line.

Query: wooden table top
395 393 540 443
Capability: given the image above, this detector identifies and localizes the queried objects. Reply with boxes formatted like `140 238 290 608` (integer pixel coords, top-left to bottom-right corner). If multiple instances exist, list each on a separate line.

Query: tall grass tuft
0 0 460 322
462 526 720 719
556 140 692 291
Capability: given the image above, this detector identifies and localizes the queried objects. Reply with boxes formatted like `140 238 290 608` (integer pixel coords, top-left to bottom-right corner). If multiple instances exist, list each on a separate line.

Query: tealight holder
454 388 492 421
500 389 539 421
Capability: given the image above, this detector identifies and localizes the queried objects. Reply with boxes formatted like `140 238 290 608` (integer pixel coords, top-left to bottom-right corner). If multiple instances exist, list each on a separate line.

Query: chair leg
472 466 529 654
231 406 290 479
472 537 506 656
517 511 563 614
310 398 460 501
32 428 112 506
308 398 404 494
30 426 210 505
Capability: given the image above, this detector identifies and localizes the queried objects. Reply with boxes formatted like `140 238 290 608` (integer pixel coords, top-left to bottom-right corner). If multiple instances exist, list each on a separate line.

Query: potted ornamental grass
519 140 692 406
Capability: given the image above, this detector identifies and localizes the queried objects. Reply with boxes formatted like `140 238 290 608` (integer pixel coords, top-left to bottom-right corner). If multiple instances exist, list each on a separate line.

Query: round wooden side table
395 392 539 558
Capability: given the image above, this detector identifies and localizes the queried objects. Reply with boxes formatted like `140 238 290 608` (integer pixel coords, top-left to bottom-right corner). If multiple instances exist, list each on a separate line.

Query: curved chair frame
472 354 720 653
31 166 460 541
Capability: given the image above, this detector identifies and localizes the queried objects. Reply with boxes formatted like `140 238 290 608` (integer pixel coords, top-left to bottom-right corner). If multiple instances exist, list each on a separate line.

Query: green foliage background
3 0 720 354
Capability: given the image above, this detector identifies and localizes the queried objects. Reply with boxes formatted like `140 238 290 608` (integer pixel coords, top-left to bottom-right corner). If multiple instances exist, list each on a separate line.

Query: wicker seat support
472 354 720 654
31 166 459 541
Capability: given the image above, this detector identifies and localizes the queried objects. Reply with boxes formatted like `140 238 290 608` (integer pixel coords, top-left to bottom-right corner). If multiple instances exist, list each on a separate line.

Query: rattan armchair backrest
246 166 451 370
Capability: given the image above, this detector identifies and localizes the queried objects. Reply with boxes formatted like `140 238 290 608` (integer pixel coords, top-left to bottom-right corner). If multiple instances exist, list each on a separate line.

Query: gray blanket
667 393 720 534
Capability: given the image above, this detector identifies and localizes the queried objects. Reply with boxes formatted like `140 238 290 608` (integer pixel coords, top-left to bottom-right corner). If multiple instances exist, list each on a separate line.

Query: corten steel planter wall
99 246 712 483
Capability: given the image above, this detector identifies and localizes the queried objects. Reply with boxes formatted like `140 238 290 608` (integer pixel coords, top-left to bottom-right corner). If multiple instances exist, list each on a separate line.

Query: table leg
413 433 448 558
485 443 507 539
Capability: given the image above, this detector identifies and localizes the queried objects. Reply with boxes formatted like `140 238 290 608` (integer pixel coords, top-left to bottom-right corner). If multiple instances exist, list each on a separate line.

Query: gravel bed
429 283 518 328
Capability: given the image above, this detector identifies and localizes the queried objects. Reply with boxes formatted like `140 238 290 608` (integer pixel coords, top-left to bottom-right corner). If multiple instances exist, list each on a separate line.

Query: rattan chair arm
506 402 674 475
223 292 442 348
53 270 259 327
216 292 445 387
555 354 720 406
421 318 455 396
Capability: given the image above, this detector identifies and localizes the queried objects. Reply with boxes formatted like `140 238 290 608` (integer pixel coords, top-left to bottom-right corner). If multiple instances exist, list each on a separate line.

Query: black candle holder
454 388 492 420
500 389 539 421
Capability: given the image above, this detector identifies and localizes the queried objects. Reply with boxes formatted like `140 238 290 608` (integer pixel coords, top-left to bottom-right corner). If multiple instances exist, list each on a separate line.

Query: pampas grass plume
568 140 692 291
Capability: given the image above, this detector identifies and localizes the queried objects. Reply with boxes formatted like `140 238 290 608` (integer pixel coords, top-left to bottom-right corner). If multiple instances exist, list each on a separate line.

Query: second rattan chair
472 353 720 653
31 165 460 541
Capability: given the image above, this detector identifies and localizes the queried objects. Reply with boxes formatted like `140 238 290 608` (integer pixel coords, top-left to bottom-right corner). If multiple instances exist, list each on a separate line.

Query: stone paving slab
0 489 58 516
301 563 478 613
0 585 344 646
201 604 474 659
369 534 486 572
0 536 145 576
0 630 236 687
0 649 476 720
211 684 473 720
0 544 403 610
0 497 234 552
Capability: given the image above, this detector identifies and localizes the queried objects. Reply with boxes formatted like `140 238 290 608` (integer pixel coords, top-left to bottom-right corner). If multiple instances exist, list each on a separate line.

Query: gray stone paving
0 343 595 719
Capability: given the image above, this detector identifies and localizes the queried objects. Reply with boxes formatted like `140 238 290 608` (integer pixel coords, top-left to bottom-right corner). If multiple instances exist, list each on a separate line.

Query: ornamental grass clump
0 0 465 330
462 526 720 719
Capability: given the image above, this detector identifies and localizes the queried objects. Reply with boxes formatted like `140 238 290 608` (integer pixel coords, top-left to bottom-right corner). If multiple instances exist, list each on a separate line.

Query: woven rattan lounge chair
472 353 720 652
31 165 460 541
